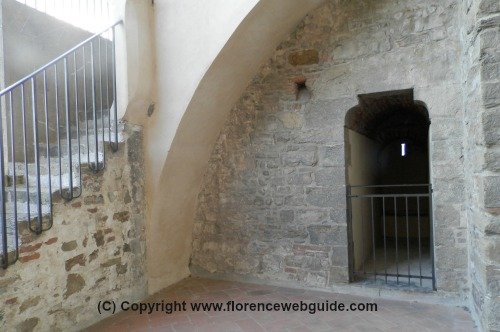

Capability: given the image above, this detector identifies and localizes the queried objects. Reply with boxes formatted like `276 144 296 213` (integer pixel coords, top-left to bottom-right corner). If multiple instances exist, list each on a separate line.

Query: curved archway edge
145 0 326 293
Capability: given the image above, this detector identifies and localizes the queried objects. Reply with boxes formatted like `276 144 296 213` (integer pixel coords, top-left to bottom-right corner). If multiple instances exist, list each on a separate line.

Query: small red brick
5 297 17 305
44 237 58 245
19 243 42 254
20 252 40 263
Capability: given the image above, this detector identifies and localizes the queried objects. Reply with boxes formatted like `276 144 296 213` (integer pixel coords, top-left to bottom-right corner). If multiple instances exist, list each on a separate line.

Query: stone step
39 132 120 157
0 203 52 251
6 152 104 180
0 112 122 254
5 187 52 204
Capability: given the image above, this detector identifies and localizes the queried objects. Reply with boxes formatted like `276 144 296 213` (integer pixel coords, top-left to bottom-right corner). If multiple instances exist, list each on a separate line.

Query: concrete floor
87 277 476 332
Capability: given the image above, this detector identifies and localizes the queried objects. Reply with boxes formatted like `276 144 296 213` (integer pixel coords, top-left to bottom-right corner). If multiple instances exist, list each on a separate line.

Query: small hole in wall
147 103 155 117
295 78 311 102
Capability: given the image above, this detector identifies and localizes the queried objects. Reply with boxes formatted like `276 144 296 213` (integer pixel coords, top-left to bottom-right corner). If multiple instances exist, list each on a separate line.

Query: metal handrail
0 20 122 96
0 20 122 269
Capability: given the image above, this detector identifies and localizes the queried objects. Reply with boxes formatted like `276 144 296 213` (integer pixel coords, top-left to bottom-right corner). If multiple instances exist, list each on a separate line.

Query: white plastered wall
118 0 326 294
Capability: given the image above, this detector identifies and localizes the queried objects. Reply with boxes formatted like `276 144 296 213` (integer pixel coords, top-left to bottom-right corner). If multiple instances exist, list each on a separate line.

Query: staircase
0 20 122 268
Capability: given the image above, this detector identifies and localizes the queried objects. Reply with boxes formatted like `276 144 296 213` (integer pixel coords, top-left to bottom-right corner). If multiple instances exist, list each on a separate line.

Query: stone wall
0 124 147 331
461 0 500 330
191 0 470 298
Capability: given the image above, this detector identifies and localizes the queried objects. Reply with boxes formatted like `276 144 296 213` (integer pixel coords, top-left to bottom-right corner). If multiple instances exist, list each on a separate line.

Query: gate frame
346 184 436 290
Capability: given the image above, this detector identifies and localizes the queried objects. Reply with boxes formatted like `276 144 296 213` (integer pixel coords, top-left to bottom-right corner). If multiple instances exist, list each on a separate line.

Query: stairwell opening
344 89 434 289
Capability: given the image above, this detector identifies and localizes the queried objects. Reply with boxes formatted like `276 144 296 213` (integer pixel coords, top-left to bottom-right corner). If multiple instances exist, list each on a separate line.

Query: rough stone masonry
191 0 499 330
0 124 147 331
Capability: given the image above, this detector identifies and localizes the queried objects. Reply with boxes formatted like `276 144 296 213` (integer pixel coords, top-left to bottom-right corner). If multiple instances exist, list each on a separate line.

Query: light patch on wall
15 0 112 35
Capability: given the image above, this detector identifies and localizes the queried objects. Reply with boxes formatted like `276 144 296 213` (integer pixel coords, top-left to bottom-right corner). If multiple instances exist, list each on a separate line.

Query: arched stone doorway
345 89 435 289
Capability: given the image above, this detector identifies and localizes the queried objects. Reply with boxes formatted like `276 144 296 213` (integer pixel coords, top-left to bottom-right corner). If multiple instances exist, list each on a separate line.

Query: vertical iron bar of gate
371 197 376 280
405 196 410 285
0 94 8 268
417 196 422 286
394 197 398 283
346 185 354 282
31 77 43 234
361 197 365 275
429 184 436 290
382 197 387 283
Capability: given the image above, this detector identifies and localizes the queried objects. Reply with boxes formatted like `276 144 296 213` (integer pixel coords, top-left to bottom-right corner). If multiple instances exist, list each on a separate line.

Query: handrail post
31 77 43 234
111 25 118 151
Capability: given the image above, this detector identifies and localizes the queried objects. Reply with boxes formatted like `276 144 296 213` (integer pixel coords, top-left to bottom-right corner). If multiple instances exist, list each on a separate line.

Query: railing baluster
73 51 82 197
63 58 73 200
98 36 106 168
0 94 8 268
111 26 118 151
105 32 111 145
90 41 99 172
31 77 43 234
8 91 19 261
21 84 30 226
83 45 90 166
55 65 63 198
43 70 53 228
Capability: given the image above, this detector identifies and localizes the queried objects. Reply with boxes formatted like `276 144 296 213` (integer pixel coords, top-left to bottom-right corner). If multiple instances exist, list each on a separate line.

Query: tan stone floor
87 277 477 332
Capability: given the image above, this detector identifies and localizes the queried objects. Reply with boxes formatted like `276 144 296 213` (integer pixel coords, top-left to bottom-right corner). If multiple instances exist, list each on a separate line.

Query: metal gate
347 184 436 290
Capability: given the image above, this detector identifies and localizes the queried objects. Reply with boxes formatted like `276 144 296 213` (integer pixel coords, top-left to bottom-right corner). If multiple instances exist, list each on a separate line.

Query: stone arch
145 0 327 293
